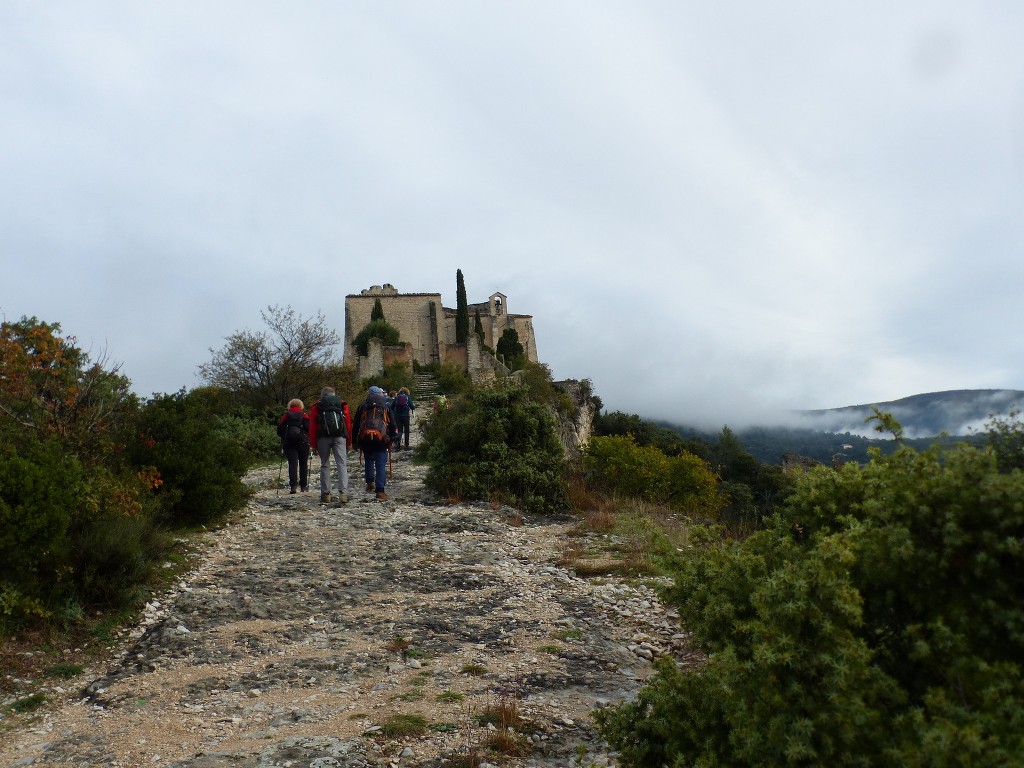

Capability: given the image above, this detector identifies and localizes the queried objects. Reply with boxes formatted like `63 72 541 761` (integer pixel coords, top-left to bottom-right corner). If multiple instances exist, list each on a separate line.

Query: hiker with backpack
309 386 352 505
353 385 393 501
393 386 415 450
277 398 311 495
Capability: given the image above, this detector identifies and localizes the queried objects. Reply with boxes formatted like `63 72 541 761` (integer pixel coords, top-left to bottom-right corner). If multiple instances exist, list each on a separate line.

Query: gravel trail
0 418 696 768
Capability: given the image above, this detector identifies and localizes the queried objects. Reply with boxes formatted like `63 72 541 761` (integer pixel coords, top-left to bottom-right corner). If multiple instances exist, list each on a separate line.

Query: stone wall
440 343 468 371
467 334 506 386
344 285 442 367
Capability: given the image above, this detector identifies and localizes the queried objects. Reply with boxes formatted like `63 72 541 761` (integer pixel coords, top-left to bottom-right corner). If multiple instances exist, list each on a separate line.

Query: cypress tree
371 298 385 322
473 310 485 345
455 269 469 343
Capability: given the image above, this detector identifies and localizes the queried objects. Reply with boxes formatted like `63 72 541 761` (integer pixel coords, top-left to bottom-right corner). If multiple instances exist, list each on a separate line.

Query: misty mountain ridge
794 389 1024 439
656 389 1024 466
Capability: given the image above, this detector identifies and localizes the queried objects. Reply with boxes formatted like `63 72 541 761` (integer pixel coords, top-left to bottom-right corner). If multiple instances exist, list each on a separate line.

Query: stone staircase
412 372 439 404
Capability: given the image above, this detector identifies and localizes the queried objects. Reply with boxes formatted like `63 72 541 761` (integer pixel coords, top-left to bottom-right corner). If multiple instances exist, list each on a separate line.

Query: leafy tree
596 410 705 458
982 410 1024 472
709 426 790 526
352 319 401 357
0 317 170 627
420 381 568 513
867 406 904 441
0 316 137 458
199 305 341 409
597 433 1024 766
455 269 469 344
371 298 385 322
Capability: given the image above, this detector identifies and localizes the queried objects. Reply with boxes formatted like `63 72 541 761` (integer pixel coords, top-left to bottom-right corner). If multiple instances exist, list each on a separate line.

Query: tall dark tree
496 328 525 370
371 298 385 322
455 269 469 344
473 310 485 345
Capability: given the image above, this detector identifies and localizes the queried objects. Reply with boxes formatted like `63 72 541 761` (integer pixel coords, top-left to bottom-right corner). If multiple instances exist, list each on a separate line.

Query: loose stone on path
0 414 699 767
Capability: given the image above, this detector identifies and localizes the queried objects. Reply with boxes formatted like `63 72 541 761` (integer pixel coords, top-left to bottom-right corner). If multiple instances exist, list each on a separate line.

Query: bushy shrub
0 438 83 625
131 389 252 527
596 438 1024 766
583 435 722 518
362 361 413 398
64 512 168 611
421 382 567 513
213 413 280 463
352 320 401 356
435 361 472 396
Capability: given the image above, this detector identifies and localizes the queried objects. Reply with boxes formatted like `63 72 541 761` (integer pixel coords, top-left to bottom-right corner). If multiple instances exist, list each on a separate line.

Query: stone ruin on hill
344 283 539 385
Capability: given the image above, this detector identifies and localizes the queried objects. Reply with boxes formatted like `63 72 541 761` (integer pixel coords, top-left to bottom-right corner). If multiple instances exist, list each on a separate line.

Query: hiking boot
289 487 297 495
375 491 389 501
365 482 374 492
338 492 349 504
320 492 331 504
300 485 308 493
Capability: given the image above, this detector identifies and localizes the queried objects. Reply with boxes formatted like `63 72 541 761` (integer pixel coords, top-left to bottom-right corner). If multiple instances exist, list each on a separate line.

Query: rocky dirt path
0 418 694 768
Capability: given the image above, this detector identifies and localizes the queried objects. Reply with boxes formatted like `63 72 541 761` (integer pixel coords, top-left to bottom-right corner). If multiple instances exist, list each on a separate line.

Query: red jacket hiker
308 398 352 450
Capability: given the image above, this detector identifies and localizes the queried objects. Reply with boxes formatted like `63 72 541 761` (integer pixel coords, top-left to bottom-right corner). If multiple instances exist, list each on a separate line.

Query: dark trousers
363 447 388 492
283 443 309 490
395 411 411 448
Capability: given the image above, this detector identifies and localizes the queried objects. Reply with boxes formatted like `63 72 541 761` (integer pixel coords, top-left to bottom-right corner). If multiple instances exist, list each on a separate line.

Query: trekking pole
276 451 284 496
388 445 393 479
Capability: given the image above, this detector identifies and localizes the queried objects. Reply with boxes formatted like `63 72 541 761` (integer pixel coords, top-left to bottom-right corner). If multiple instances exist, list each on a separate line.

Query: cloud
3 2 1024 422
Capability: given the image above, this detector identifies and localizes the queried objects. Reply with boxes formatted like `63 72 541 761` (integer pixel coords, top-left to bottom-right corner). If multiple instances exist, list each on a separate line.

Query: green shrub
213 413 280 463
435 361 472 397
131 389 252 527
597 438 1024 766
421 382 568 513
64 512 168 609
362 361 413 396
583 435 722 517
352 320 401 356
0 438 83 624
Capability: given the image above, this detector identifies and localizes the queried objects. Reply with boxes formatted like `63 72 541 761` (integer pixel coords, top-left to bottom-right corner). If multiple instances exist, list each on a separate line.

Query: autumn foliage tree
1 316 253 630
0 317 161 625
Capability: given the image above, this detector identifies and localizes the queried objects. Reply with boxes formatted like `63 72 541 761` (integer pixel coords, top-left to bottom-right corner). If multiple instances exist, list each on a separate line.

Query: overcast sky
3 2 1023 429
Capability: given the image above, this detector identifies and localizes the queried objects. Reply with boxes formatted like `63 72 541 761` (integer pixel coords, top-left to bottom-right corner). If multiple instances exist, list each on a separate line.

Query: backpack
317 395 347 438
280 410 307 447
358 395 391 447
394 392 410 413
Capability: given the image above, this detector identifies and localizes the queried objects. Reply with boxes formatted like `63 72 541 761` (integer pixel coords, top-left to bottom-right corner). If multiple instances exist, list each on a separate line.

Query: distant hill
657 390 1023 466
794 389 1024 439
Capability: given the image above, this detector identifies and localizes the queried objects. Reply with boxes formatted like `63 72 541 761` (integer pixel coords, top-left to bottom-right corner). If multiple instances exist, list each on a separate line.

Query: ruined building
343 284 538 382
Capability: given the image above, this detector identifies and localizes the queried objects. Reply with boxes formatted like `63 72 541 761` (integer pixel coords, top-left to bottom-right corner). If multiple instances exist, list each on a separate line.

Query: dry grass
560 491 694 579
384 634 412 654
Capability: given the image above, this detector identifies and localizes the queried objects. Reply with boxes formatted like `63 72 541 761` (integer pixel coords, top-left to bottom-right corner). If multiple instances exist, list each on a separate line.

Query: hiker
309 386 352 504
353 385 393 501
433 392 448 412
393 386 415 450
277 398 311 495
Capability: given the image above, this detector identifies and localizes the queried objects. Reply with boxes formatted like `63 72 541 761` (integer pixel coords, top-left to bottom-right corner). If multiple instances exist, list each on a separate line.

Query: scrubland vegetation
3 307 1022 764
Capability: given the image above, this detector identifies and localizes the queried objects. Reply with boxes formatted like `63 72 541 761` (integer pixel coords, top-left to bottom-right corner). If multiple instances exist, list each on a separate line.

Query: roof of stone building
345 292 441 299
